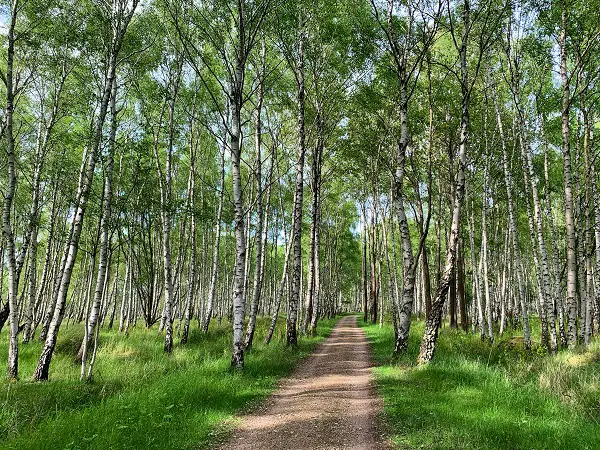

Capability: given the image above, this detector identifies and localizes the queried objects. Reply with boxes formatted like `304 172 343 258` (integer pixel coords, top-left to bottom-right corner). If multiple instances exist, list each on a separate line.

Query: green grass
0 316 338 450
361 317 600 450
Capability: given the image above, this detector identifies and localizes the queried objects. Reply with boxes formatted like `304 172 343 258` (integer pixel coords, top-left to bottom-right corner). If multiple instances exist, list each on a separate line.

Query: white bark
559 1 577 347
79 77 118 377
33 1 139 381
3 0 19 379
245 40 266 350
493 87 531 348
287 16 306 347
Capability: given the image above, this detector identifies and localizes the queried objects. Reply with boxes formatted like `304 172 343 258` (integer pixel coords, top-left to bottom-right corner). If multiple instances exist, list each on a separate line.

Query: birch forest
2 0 600 449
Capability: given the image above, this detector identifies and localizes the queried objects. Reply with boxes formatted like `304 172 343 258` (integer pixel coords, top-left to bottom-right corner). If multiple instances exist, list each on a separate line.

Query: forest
1 0 600 448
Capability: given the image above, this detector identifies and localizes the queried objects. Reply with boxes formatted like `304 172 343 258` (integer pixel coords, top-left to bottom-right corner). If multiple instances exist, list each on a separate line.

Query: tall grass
361 317 600 450
0 316 338 449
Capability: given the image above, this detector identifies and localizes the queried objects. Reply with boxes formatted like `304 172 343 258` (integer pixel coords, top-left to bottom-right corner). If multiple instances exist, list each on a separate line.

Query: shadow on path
220 316 389 450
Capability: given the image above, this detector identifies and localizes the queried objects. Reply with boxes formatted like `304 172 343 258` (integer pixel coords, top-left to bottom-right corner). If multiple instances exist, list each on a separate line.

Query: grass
361 317 600 450
0 315 338 450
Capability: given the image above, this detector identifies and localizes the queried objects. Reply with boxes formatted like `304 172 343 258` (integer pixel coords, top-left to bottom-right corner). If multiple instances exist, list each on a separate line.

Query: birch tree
33 0 139 381
370 0 439 353
418 0 501 364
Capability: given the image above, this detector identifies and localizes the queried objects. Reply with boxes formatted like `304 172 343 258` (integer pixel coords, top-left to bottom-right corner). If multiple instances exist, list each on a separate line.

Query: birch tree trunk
181 112 198 345
418 0 470 364
559 1 578 347
506 30 557 351
493 86 531 348
481 161 493 343
369 200 379 324
22 72 65 343
203 147 226 333
393 94 418 353
78 78 118 372
308 114 324 335
457 239 467 331
265 201 294 345
229 3 252 366
309 196 321 335
287 17 306 347
303 99 324 335
33 1 138 381
593 137 600 336
362 203 368 323
468 203 485 340
539 109 567 346
258 153 273 321
29 183 60 340
154 55 183 354
582 107 593 346
2 0 19 379
516 107 557 351
377 0 435 352
245 40 266 351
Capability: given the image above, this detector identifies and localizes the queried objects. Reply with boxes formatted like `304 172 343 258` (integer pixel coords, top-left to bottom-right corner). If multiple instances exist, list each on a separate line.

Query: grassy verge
361 318 600 450
0 316 338 449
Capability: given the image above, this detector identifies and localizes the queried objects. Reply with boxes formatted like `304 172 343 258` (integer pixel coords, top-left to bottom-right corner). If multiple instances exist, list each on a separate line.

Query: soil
220 315 390 450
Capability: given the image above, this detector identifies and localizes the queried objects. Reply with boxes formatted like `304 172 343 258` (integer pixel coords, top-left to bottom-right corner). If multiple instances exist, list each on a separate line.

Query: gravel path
220 315 389 450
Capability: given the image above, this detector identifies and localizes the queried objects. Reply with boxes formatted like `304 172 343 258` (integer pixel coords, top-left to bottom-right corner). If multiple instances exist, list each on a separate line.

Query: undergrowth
0 316 338 449
361 317 600 450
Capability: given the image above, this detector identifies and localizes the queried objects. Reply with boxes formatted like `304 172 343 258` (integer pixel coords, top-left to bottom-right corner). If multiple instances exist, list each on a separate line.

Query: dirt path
220 315 389 450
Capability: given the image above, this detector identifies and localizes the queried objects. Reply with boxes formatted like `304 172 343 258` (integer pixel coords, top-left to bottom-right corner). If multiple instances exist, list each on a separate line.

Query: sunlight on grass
0 316 338 449
361 317 600 450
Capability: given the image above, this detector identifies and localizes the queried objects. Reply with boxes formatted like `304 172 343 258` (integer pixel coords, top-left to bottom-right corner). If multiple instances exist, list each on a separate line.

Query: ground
0 317 338 449
362 318 600 450
4 315 600 449
220 315 389 450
